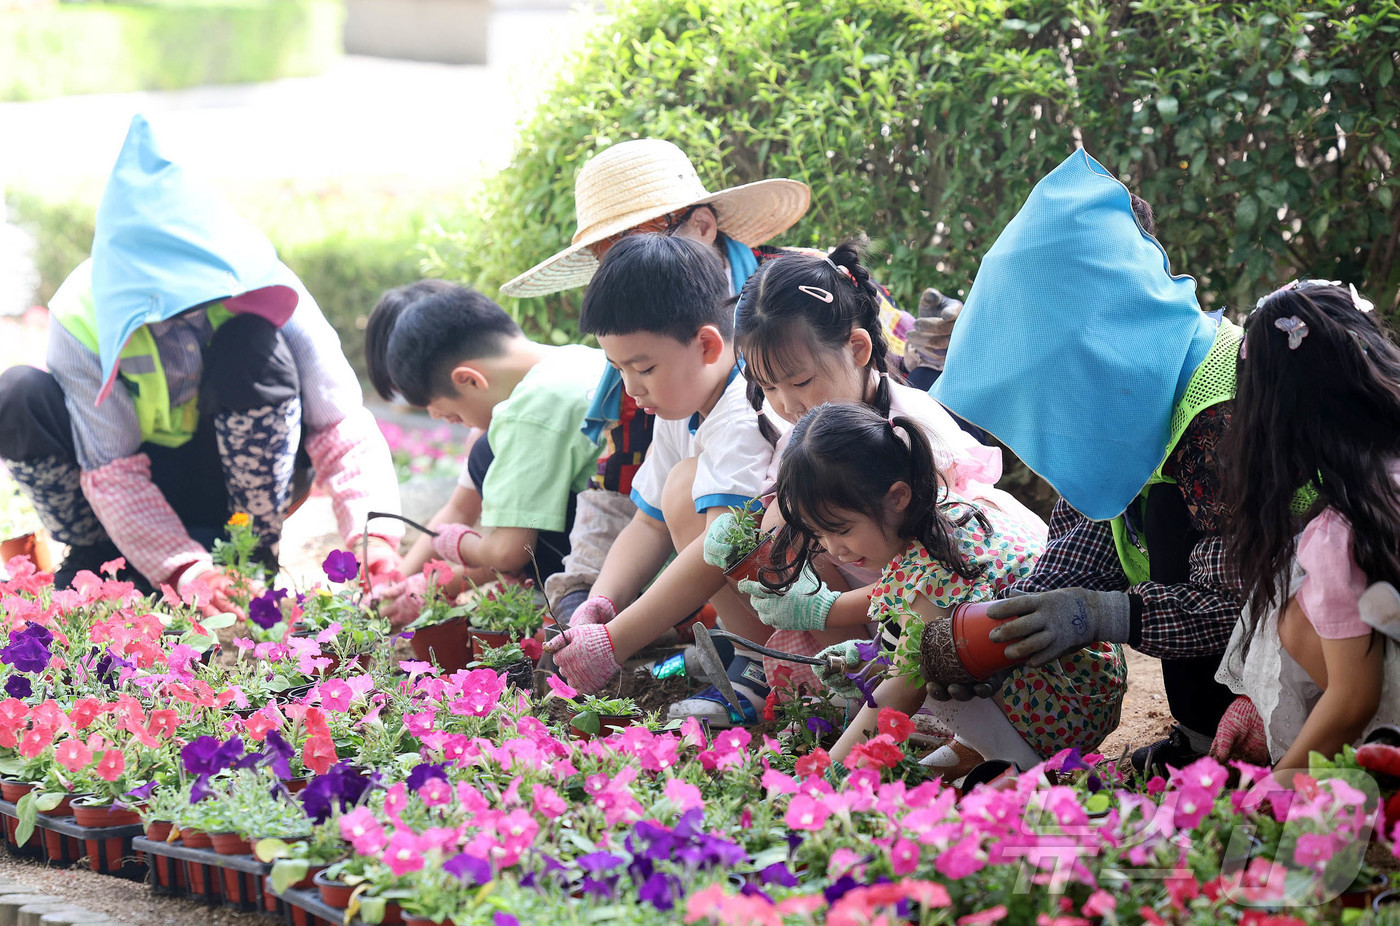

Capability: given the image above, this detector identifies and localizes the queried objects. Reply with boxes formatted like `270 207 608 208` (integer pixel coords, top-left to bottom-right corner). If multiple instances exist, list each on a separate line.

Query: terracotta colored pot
410 616 471 673
41 827 83 863
148 851 184 890
951 600 1021 681
920 602 1022 686
467 628 512 663
293 863 328 891
185 860 222 898
723 530 777 585
145 820 174 841
72 800 143 827
221 867 252 904
404 917 455 926
0 779 34 802
180 828 213 849
314 869 354 908
283 776 312 794
381 901 406 925
0 532 55 571
569 713 639 742
210 831 253 855
263 876 280 913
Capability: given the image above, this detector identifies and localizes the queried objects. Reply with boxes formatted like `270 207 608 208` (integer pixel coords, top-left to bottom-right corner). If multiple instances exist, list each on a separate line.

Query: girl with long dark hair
1216 280 1400 772
770 402 1125 769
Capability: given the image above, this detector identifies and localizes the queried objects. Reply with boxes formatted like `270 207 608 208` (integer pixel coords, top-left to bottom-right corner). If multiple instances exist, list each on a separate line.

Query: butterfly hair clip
1274 315 1309 350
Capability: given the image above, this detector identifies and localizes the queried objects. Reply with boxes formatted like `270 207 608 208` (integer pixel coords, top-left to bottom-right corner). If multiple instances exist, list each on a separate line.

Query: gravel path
0 853 262 926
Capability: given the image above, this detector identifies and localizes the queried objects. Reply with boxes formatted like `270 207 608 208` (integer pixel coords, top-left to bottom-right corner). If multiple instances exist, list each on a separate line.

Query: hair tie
798 285 833 303
823 255 860 288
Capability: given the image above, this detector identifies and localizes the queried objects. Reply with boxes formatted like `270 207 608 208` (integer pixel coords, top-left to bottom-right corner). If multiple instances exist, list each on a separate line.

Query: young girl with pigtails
1213 280 1400 775
764 402 1126 768
691 238 1049 771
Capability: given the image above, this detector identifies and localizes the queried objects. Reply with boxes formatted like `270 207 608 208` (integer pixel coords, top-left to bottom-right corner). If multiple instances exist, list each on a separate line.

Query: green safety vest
49 261 231 449
1110 318 1242 584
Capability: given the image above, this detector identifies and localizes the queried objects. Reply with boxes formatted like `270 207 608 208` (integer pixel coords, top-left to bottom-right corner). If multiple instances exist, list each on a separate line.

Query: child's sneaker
667 654 768 728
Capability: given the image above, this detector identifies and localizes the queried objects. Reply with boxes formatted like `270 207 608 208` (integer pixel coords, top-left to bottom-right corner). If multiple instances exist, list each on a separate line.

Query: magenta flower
340 806 387 855
785 794 832 831
318 678 354 713
383 830 426 876
545 674 576 700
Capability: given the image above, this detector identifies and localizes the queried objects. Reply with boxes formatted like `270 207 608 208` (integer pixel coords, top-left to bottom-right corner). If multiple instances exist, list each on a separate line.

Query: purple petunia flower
846 670 879 708
249 588 290 629
123 780 158 802
576 851 625 875
758 863 799 887
806 716 833 735
0 624 51 674
321 550 359 584
300 761 373 823
406 761 448 793
853 638 879 661
262 730 295 780
824 874 859 904
638 872 676 911
4 676 30 699
444 852 492 885
493 914 519 926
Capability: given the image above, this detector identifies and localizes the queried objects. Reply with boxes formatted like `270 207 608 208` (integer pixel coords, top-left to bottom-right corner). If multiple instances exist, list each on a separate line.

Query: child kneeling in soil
367 282 607 624
770 402 1125 771
545 234 778 702
1214 280 1400 777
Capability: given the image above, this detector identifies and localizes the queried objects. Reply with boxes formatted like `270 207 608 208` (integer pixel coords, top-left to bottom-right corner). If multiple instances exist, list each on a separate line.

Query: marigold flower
227 512 251 528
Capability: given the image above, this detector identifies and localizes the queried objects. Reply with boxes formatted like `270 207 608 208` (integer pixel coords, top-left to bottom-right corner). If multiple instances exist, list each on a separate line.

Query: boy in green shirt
368 282 605 625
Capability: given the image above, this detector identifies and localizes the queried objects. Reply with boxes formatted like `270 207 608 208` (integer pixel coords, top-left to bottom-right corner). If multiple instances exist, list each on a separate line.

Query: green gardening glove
703 512 744 570
814 640 863 700
737 564 838 631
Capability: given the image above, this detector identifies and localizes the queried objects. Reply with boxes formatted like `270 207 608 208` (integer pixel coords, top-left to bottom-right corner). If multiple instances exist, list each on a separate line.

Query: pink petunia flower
54 738 93 773
664 777 705 813
545 674 576 700
96 748 125 781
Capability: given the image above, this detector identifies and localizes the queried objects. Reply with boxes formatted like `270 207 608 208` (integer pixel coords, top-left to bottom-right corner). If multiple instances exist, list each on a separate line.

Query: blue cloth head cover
932 149 1218 521
90 114 298 403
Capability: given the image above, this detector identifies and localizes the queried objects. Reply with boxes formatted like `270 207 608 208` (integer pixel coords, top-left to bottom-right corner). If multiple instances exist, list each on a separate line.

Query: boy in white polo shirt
545 235 778 706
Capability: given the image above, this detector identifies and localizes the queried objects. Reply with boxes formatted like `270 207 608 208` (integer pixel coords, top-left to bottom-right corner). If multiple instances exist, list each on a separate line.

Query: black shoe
54 541 149 592
1129 725 1205 778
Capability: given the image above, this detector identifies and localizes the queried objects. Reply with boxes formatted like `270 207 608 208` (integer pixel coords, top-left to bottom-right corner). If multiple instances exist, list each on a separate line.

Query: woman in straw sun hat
505 139 935 724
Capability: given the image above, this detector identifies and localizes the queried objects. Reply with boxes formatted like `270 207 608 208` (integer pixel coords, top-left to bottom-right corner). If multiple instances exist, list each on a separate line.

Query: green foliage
5 183 432 383
422 0 1400 343
464 581 546 636
0 0 343 102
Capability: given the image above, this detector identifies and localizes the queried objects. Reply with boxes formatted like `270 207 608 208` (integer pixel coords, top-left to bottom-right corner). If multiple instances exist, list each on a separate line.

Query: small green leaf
1235 195 1259 229
34 792 63 812
198 613 238 632
1380 58 1394 87
1312 213 1330 240
1156 95 1179 122
270 858 309 894
14 791 37 846
255 838 293 863
1267 70 1283 87
572 710 601 735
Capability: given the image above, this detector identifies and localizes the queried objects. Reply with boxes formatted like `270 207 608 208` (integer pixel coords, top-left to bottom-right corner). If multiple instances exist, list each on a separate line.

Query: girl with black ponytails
767 402 1126 769
1214 281 1400 775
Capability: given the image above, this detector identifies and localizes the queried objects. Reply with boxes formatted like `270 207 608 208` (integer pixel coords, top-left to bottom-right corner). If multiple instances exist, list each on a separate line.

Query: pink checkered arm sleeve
304 407 405 547
81 454 210 585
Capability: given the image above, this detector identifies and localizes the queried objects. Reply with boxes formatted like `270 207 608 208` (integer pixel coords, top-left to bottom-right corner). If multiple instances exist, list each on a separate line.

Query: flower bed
0 551 1396 925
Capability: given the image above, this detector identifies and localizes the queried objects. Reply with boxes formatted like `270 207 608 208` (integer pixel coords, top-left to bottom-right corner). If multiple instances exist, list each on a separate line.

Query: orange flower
227 512 251 528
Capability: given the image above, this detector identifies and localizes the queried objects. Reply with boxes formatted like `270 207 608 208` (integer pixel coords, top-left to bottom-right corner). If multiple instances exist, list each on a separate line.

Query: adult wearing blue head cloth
0 115 406 611
932 150 1245 775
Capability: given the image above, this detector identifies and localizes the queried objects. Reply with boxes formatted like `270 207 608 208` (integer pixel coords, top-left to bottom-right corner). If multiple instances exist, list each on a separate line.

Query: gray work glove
984 587 1131 667
904 288 963 372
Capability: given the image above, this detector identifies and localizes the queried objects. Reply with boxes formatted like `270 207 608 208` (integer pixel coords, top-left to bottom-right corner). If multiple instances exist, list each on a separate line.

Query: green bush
422 0 1400 343
5 183 436 382
0 0 343 101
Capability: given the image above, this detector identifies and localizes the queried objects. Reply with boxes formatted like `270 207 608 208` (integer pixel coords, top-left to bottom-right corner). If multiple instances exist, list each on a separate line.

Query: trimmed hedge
421 0 1400 344
5 185 430 382
0 0 344 101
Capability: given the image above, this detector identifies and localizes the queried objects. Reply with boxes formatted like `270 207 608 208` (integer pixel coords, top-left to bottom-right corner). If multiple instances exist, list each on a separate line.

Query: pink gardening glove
377 573 428 629
543 623 621 694
430 523 480 567
570 595 616 627
1210 696 1271 765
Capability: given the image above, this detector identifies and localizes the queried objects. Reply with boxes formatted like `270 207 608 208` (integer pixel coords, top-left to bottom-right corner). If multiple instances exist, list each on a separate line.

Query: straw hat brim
500 177 811 298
